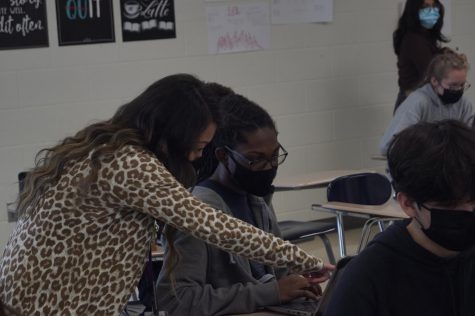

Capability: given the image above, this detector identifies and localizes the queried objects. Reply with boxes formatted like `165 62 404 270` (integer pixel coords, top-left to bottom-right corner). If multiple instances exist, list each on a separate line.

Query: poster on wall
56 0 115 46
0 0 49 50
206 2 270 54
120 0 176 42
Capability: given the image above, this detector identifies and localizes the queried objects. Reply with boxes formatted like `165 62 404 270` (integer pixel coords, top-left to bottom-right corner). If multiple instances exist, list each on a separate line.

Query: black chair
321 172 393 257
278 220 336 265
7 172 29 222
327 172 392 205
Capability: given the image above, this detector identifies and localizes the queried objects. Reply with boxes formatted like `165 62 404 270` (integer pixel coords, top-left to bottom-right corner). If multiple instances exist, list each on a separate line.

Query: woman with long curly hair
0 74 331 315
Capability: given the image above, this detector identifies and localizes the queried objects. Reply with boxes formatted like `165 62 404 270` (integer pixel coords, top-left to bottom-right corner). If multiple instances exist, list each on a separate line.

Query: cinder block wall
1 0 474 250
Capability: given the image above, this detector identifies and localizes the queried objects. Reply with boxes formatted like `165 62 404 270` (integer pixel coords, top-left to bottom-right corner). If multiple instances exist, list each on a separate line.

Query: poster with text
207 2 270 55
0 0 49 50
120 0 176 42
56 0 115 46
271 0 333 24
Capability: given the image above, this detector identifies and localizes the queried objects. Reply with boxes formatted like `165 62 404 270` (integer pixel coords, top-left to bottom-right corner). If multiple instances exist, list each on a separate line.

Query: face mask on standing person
419 7 440 29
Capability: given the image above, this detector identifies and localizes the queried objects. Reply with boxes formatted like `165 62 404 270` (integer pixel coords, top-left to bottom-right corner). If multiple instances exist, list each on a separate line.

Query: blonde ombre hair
424 48 469 84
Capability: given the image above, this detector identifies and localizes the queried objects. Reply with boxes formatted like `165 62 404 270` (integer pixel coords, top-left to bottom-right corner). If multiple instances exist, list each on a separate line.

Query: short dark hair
387 120 475 206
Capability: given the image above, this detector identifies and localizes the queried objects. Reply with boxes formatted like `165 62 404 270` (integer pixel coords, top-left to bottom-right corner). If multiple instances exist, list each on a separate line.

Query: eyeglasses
225 145 288 171
441 82 471 91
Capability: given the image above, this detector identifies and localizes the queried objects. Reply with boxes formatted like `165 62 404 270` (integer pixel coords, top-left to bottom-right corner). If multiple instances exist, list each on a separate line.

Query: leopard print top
0 145 323 315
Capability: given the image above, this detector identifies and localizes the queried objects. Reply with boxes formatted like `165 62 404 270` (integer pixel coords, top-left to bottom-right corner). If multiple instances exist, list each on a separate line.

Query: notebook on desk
265 256 352 316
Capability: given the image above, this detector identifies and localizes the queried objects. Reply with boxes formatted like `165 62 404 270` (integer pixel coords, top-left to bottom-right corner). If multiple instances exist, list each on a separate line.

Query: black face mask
230 162 277 197
438 88 464 105
420 206 475 252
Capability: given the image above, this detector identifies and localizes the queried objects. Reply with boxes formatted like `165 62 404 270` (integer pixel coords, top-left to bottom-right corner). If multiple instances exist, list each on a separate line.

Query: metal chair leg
357 218 380 254
335 212 347 258
318 234 336 265
358 218 402 253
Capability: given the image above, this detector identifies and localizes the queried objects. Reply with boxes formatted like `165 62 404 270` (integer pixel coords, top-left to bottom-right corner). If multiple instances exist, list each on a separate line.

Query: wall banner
120 0 176 42
0 0 49 50
56 0 115 46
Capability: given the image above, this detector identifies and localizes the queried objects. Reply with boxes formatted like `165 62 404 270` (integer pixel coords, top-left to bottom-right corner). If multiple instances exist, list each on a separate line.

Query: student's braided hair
198 94 277 182
163 93 276 292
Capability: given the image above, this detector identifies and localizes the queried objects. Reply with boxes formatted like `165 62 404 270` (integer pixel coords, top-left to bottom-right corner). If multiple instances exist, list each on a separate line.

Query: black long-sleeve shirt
397 31 439 91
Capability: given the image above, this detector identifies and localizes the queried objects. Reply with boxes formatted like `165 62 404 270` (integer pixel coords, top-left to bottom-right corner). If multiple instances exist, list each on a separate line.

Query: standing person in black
393 0 448 112
324 120 475 316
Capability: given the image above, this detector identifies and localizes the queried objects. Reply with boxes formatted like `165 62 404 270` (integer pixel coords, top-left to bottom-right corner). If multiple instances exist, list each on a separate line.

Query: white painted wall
1 0 475 250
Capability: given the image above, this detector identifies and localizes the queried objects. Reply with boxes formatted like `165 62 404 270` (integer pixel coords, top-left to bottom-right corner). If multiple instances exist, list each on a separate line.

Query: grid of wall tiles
1 0 474 250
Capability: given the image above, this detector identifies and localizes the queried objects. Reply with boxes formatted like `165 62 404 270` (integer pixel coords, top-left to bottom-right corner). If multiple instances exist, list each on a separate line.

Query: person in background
156 94 327 316
326 120 475 316
393 0 448 112
379 48 473 154
0 74 331 316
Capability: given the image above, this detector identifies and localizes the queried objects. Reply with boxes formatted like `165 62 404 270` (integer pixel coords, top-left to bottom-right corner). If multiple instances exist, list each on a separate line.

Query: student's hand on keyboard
277 274 319 302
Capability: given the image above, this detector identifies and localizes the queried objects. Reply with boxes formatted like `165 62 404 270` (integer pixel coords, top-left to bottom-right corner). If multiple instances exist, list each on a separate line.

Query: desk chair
357 217 401 253
325 172 393 257
7 172 29 222
278 220 336 265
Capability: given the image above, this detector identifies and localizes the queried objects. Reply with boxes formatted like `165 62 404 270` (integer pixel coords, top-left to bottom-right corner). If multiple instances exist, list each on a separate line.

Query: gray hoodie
379 83 474 154
155 185 287 316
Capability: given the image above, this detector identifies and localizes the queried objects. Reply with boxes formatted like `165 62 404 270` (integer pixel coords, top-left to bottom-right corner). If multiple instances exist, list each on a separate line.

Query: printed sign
207 3 270 54
0 0 49 50
120 0 176 42
56 0 115 46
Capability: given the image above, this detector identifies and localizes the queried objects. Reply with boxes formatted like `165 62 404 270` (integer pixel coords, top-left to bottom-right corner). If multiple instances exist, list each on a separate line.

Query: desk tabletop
371 155 387 161
315 199 408 219
273 169 379 191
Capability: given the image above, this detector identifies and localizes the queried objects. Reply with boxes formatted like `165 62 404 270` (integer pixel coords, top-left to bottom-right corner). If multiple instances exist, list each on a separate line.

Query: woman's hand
302 262 335 284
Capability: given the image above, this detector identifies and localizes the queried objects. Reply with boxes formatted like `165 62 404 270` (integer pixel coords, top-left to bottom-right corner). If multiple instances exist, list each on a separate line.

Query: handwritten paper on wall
271 0 333 25
206 3 270 54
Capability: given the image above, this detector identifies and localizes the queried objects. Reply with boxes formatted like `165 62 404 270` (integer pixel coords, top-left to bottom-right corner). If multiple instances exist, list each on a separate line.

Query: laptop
265 256 353 316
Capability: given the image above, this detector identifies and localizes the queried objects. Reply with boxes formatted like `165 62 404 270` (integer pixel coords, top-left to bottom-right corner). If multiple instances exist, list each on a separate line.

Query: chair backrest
327 172 391 205
18 171 28 193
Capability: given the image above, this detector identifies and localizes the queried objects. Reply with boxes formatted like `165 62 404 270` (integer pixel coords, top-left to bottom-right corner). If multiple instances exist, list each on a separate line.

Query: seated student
156 94 326 316
325 119 475 316
379 48 474 154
